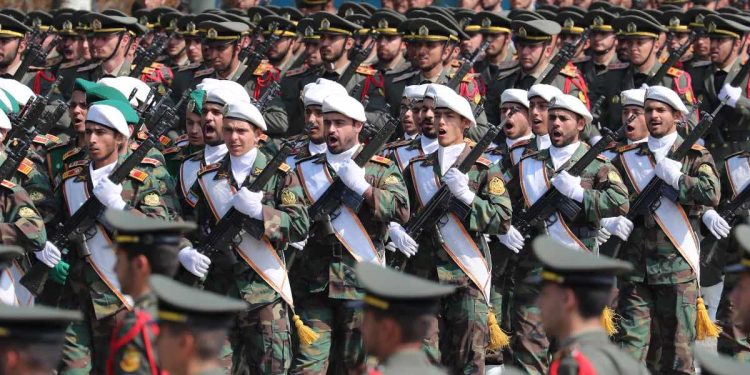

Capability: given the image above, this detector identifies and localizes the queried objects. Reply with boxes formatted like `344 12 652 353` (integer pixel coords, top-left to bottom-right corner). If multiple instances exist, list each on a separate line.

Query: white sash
621 149 700 278
726 155 750 198
180 158 202 206
509 145 525 166
602 150 618 161
393 145 422 172
296 158 383 265
410 161 491 303
0 261 33 306
285 154 299 169
62 177 132 309
518 157 588 252
484 151 503 166
199 171 294 307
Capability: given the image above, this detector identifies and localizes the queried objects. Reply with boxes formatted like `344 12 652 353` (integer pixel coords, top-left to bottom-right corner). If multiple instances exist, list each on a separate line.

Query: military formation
3 1 750 375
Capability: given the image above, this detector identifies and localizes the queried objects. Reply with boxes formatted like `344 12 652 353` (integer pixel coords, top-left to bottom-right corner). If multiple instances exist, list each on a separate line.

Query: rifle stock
445 39 490 91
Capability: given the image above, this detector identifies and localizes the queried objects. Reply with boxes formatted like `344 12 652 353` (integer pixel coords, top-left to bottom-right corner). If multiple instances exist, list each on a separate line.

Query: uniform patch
608 171 622 184
45 134 61 143
285 66 307 77
476 157 491 167
666 67 682 77
119 346 141 373
253 167 263 176
143 193 160 206
19 207 36 218
63 148 81 160
384 175 400 185
17 162 32 176
356 65 376 75
699 164 714 175
129 169 148 182
281 189 297 205
163 146 180 155
62 167 82 180
278 163 291 173
33 134 49 145
370 155 392 166
30 191 44 201
0 180 14 189
159 135 171 146
141 158 161 167
489 177 506 195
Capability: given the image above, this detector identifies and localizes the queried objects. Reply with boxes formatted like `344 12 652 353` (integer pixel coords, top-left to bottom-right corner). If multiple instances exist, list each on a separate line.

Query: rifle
701 182 750 265
237 23 281 87
445 39 491 91
647 31 699 87
599 62 750 258
307 111 398 222
535 29 591 85
14 34 60 81
19 92 188 297
336 39 376 88
252 80 281 111
130 33 169 78
175 141 296 286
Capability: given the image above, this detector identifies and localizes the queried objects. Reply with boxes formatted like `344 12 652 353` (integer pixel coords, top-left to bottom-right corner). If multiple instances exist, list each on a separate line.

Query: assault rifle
130 33 168 79
4 76 63 146
176 141 296 286
600 60 750 258
647 31 699 86
237 23 280 87
14 35 59 81
535 29 591 85
337 39 376 87
445 39 491 91
20 91 188 296
701 183 750 266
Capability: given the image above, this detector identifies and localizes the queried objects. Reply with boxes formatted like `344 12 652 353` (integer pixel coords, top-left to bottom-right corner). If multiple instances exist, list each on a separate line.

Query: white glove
719 83 742 108
702 209 731 239
443 168 475 205
35 241 61 268
601 216 634 241
290 238 307 251
551 171 584 202
338 160 371 196
386 222 418 257
654 158 683 191
178 246 211 278
497 226 524 253
231 187 264 220
639 83 650 90
596 227 612 246
93 178 126 210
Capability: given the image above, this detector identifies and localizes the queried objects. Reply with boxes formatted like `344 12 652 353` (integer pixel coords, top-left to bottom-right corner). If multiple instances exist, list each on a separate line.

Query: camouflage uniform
106 292 161 375
402 145 513 375
611 140 720 374
507 143 630 375
57 156 171 375
0 180 46 250
188 152 309 375
0 151 58 225
290 152 409 375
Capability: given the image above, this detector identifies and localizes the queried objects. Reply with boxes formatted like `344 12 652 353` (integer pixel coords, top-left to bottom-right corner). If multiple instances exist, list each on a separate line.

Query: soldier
0 15 33 83
290 94 409 375
169 14 211 104
27 12 81 96
56 103 171 374
525 83 563 153
180 98 309 374
595 11 697 131
683 7 714 69
55 10 93 101
471 12 513 92
610 86 720 374
159 12 190 69
105 209 196 375
485 19 589 126
383 84 438 173
388 84 511 374
0 303 81 374
575 10 621 104
531 236 650 374
483 89 533 178
163 88 204 177
689 16 750 171
356 262 452 375
150 274 247 375
73 13 141 82
508 94 629 374
371 10 411 75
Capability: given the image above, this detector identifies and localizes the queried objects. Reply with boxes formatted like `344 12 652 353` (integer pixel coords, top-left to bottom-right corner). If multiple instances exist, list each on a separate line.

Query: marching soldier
290 94 409 375
383 84 439 173
575 9 621 104
0 15 34 84
610 86 720 374
371 10 411 75
55 10 93 101
180 98 310 374
531 236 650 374
682 7 714 69
169 13 211 103
105 209 196 375
525 83 563 153
471 11 513 92
73 13 142 82
600 88 649 161
159 12 190 69
483 89 533 178
163 88 204 177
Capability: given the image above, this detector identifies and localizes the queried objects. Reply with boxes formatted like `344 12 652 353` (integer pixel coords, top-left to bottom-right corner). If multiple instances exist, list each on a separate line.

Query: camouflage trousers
486 248 516 365
509 276 550 375
230 298 292 375
717 276 750 362
289 293 365 375
615 280 698 375
58 301 125 374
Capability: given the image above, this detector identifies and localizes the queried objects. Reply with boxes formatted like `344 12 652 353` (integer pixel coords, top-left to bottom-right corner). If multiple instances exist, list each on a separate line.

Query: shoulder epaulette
412 154 429 162
62 167 82 181
198 163 221 175
45 134 61 144
67 160 88 169
667 67 683 77
608 62 630 70
140 157 162 167
163 146 181 155
370 155 392 166
129 169 148 182
596 154 608 161
0 180 15 189
510 139 531 149
16 158 33 176
177 62 201 72
48 140 68 150
76 62 99 72
617 143 639 153
137 131 148 141
356 65 377 76
496 66 521 80
560 63 579 78
194 68 214 77
392 70 419 83
285 66 308 77
253 61 274 76
59 59 83 70
278 163 291 173
32 134 50 146
159 135 172 146
520 150 541 161
572 56 591 64
691 60 712 68
476 157 491 167
691 143 706 151
63 147 81 161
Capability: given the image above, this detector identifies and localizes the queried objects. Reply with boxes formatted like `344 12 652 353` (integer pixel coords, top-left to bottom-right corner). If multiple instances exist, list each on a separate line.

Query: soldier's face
305 105 326 144
670 32 690 51
185 112 204 146
304 42 323 67
68 90 88 133
529 97 549 136
435 108 469 147
730 273 750 332
60 35 82 61
167 33 186 58
420 98 438 138
324 113 363 153
202 103 225 145
88 32 124 60
509 0 533 9
547 109 584 147
516 42 547 71
376 35 403 63
485 33 509 58
204 42 237 71
462 33 483 57
79 32 92 60
590 31 616 55
501 103 531 140
538 282 568 337
693 35 711 59
400 98 419 136
319 34 349 63
268 36 295 62
645 100 681 138
710 37 739 67
85 123 124 163
413 41 450 72
620 37 656 66
223 118 261 157
622 105 648 142
0 37 22 68
186 37 203 62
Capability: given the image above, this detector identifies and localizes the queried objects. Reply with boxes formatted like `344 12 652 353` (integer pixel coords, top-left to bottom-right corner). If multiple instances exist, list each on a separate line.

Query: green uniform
0 179 46 250
0 151 57 226
106 292 160 375
552 330 650 374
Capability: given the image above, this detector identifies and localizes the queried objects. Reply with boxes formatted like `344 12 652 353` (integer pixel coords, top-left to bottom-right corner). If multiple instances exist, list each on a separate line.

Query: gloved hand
596 227 612 246
444 168 475 205
290 238 307 251
640 83 650 90
497 226 525 253
93 178 126 210
654 158 683 191
338 160 371 196
551 171 584 202
702 209 731 239
49 261 70 285
386 222 418 257
232 187 264 220
178 247 211 278
719 83 742 108
601 216 634 241
35 241 61 268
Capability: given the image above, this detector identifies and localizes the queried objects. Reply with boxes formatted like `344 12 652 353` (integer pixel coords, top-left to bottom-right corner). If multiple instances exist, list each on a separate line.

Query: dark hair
161 323 227 360
125 244 180 277
370 309 433 343
570 285 611 319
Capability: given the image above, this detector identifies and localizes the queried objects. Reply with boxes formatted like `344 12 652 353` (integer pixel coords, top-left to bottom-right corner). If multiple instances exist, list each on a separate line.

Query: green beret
188 89 206 116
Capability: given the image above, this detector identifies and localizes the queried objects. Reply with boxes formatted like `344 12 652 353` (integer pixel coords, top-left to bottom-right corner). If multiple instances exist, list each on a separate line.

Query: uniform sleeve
0 186 46 250
468 163 512 235
263 98 289 137
24 168 59 226
261 170 310 244
582 161 630 225
678 150 721 207
127 175 171 221
365 162 410 224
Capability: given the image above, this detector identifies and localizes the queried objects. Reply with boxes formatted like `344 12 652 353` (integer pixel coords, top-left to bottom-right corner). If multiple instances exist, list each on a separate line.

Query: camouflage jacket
0 180 46 252
107 292 160 375
0 152 57 226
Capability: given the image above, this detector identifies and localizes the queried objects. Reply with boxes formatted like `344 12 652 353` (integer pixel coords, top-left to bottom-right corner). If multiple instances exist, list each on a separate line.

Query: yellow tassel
293 314 320 346
600 306 618 337
695 297 722 340
487 310 510 350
